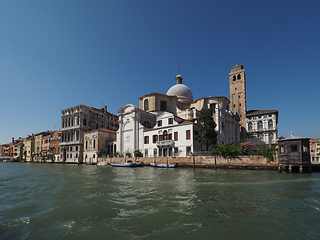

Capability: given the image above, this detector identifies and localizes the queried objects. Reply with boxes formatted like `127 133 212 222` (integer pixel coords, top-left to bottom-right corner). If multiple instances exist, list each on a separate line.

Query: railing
156 140 174 147
59 140 81 145
247 127 277 133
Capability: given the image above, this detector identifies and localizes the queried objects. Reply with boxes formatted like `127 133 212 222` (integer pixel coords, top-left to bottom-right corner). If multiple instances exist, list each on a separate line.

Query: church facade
116 73 240 157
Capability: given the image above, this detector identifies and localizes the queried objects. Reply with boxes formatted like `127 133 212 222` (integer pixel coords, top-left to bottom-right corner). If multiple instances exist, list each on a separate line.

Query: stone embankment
98 155 278 170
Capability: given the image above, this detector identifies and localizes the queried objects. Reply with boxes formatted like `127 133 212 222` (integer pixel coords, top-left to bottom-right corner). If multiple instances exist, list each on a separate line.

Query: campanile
229 65 247 141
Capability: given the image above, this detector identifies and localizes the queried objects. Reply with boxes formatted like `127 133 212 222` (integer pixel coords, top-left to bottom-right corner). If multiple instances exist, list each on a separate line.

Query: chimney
12 137 14 144
104 106 107 113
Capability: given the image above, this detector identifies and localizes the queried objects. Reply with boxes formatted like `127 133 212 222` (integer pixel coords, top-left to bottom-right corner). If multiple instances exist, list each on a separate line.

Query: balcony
59 140 81 146
156 140 174 147
247 127 277 133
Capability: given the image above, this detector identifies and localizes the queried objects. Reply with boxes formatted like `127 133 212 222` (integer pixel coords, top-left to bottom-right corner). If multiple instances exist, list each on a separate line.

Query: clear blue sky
1 0 319 144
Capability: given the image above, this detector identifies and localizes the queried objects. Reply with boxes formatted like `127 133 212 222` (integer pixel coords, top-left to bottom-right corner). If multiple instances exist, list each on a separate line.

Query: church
116 70 240 157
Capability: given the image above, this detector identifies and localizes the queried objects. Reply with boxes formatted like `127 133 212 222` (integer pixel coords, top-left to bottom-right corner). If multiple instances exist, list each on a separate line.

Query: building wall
246 112 278 145
24 137 35 162
83 129 116 164
60 105 118 163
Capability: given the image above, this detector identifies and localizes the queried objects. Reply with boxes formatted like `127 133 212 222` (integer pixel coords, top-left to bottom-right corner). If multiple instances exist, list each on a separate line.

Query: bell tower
229 65 247 141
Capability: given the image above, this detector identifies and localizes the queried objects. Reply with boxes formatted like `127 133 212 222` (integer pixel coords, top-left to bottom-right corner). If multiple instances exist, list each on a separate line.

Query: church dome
167 74 193 103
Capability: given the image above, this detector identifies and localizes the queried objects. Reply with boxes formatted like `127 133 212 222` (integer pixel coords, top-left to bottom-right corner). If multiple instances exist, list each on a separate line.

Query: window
93 154 95 158
144 136 149 144
153 135 158 143
248 122 252 131
303 145 309 153
85 141 88 150
268 120 273 129
233 75 236 81
160 101 167 111
269 133 274 143
237 74 241 80
70 153 72 158
210 103 216 113
174 147 178 154
258 121 263 130
174 132 178 141
157 120 162 127
163 130 168 140
159 135 163 141
291 145 298 152
186 147 191 154
168 133 172 140
258 134 263 142
76 146 78 151
93 139 96 149
145 149 148 157
144 99 149 111
186 130 191 140
168 118 173 125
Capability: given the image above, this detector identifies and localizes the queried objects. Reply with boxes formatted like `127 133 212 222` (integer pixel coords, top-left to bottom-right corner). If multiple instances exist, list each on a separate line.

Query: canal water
0 163 320 240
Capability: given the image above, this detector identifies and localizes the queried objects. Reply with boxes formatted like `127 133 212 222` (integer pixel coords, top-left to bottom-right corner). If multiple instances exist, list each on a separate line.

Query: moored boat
97 161 108 166
110 160 136 167
150 162 178 168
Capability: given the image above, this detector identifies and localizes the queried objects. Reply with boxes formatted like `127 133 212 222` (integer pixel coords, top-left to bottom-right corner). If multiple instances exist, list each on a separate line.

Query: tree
195 108 217 151
134 150 143 157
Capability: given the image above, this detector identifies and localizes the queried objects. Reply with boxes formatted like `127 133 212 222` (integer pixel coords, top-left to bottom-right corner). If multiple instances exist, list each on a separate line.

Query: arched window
268 120 273 129
237 74 241 80
163 130 168 140
160 101 167 111
248 122 252 131
258 121 263 130
259 134 264 142
85 140 88 150
144 99 149 111
269 133 274 143
233 75 236 81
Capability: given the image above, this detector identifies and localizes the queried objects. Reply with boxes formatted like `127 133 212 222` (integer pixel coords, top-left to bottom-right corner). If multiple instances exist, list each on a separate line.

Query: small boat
134 161 144 167
150 162 178 168
110 160 136 167
97 161 108 166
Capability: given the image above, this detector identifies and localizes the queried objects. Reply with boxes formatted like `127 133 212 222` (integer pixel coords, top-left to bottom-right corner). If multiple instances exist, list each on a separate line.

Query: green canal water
0 162 320 240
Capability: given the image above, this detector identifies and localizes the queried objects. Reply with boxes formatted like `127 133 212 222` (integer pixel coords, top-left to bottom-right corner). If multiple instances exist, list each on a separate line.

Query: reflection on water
0 163 320 240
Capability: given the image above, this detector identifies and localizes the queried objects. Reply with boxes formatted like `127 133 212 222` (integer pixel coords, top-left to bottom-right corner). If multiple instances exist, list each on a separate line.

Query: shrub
240 142 256 155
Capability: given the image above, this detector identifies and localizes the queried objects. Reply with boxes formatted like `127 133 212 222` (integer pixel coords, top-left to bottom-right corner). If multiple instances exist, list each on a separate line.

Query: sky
0 0 319 144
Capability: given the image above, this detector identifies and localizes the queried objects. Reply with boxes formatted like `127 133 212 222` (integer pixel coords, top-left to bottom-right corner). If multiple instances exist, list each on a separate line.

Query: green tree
134 150 143 157
195 108 217 151
99 147 107 157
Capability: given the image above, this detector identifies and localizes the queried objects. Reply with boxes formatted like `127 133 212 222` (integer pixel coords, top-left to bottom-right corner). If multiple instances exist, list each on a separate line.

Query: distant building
229 65 279 144
24 135 35 162
310 139 320 162
50 131 61 162
60 105 118 163
83 128 116 164
246 110 278 145
34 131 54 162
117 73 239 157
